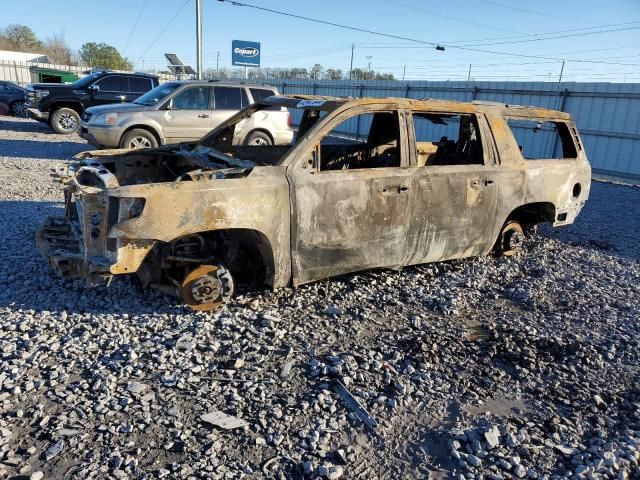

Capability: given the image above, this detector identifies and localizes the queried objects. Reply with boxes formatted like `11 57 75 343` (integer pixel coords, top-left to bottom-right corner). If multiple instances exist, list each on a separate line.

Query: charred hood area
72 143 290 186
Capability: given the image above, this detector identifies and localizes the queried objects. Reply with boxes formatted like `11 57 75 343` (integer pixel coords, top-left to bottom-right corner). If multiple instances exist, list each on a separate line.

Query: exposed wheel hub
181 265 234 311
190 275 222 304
507 230 525 250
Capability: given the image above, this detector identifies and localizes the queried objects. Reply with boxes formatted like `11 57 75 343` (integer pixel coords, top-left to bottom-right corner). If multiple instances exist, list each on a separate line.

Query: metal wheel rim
250 137 269 146
12 101 27 116
128 136 152 149
58 112 78 131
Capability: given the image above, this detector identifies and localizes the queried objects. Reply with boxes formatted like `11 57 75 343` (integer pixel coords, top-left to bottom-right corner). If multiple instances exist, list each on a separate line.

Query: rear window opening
507 119 578 160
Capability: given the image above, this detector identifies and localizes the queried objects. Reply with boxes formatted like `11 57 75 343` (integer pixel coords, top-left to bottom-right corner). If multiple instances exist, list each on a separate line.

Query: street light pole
196 0 203 80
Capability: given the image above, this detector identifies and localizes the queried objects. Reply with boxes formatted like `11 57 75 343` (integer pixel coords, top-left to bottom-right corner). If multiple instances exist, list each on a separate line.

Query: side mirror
164 100 174 110
88 84 99 93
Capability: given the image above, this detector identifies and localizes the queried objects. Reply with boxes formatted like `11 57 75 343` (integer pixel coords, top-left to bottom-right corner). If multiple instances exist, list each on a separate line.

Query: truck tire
244 130 272 146
120 129 158 149
10 100 27 116
51 107 80 134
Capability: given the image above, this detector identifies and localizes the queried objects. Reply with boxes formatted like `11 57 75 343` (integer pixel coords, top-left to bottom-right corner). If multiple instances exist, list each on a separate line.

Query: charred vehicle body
37 95 591 310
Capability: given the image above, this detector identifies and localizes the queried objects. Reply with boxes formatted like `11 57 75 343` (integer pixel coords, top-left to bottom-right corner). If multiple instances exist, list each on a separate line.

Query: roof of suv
90 70 159 79
260 94 571 120
165 80 278 90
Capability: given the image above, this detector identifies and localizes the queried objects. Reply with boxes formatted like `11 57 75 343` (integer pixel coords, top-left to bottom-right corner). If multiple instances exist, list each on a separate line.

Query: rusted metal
37 95 591 306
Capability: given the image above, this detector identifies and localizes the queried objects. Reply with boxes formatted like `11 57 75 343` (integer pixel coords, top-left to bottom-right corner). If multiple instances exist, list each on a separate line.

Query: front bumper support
36 216 112 285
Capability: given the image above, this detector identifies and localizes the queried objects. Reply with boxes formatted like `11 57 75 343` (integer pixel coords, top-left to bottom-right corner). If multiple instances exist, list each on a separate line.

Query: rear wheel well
244 128 274 144
505 202 556 229
49 102 83 114
137 228 275 291
121 125 162 146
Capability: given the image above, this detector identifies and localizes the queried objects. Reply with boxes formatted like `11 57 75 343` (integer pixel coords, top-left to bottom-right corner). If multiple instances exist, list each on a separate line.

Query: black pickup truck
26 71 159 134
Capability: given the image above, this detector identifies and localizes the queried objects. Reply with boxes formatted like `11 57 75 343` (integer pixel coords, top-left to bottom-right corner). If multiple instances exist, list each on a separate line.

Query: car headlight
95 112 118 125
36 89 50 98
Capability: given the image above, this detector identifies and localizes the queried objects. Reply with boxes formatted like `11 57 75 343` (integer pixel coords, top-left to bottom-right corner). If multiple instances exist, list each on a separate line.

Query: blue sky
3 0 640 81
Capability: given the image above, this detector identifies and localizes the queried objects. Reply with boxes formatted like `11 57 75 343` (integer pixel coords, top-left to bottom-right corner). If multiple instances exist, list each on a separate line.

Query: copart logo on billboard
234 47 259 58
232 40 261 67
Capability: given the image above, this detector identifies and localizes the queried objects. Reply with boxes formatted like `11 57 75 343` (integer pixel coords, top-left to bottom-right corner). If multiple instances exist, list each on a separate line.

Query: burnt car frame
37 95 590 310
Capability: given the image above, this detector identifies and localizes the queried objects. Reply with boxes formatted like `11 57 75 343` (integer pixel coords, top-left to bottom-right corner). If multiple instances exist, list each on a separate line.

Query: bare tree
310 63 323 80
1 24 45 52
45 33 74 65
324 68 343 80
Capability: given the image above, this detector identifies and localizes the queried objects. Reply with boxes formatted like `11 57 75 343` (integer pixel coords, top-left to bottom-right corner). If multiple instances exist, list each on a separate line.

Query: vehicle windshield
133 83 181 106
71 73 101 88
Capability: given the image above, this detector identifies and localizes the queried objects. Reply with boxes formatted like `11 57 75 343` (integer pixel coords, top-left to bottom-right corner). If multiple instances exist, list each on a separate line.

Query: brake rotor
181 265 234 311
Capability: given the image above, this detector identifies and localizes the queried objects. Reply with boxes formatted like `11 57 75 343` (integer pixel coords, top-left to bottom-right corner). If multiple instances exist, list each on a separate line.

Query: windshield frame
196 100 344 167
133 82 182 107
71 73 100 89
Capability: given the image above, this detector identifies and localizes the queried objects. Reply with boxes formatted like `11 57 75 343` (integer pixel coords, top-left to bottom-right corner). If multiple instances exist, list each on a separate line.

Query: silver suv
79 81 292 149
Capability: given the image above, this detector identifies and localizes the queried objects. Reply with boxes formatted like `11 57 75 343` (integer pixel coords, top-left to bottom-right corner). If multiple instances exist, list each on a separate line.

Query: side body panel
287 106 413 286
404 110 500 264
107 167 292 288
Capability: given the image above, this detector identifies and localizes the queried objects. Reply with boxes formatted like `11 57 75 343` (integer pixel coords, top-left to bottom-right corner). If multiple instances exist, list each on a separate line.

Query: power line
354 21 640 47
476 0 595 24
122 0 149 56
384 0 523 34
216 1 640 66
456 25 640 48
138 0 192 60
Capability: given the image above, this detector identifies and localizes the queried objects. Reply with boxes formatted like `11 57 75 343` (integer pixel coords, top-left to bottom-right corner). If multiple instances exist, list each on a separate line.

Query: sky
3 0 640 82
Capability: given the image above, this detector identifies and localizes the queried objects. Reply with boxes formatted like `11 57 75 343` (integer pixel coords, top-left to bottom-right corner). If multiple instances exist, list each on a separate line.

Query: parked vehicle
0 81 27 116
26 71 159 134
37 95 590 310
79 81 292 149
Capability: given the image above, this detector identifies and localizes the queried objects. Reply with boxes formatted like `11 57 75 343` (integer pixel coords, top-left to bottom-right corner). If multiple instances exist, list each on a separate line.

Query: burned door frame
403 108 501 265
286 105 415 286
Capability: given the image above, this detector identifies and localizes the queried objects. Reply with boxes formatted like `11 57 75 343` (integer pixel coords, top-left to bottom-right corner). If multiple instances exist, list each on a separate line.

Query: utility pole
558 60 565 84
366 56 372 72
402 65 406 81
467 64 472 82
196 0 203 80
349 43 354 80
216 51 220 73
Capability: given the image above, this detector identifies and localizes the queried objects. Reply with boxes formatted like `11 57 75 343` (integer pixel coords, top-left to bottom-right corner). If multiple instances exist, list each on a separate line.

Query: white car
79 81 293 149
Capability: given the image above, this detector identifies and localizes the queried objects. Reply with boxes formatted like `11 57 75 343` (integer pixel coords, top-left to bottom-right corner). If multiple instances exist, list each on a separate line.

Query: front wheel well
137 228 275 291
120 125 162 146
49 102 84 114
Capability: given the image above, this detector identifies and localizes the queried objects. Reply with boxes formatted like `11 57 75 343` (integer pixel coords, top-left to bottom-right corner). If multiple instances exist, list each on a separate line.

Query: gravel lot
1 115 639 480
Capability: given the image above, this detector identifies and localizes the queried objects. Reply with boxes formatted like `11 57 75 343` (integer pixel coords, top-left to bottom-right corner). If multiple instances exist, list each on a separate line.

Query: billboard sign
232 40 260 67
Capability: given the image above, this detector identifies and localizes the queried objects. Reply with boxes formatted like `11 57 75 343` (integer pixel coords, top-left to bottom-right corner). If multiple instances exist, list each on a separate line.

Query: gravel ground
0 116 639 480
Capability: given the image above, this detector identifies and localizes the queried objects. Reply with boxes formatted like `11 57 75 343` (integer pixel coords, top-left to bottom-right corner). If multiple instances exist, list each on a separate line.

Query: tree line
2 24 395 80
204 63 395 81
0 24 133 71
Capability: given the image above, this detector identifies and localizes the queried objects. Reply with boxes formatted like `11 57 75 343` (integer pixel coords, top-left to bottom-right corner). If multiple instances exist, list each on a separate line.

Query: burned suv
37 95 590 310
